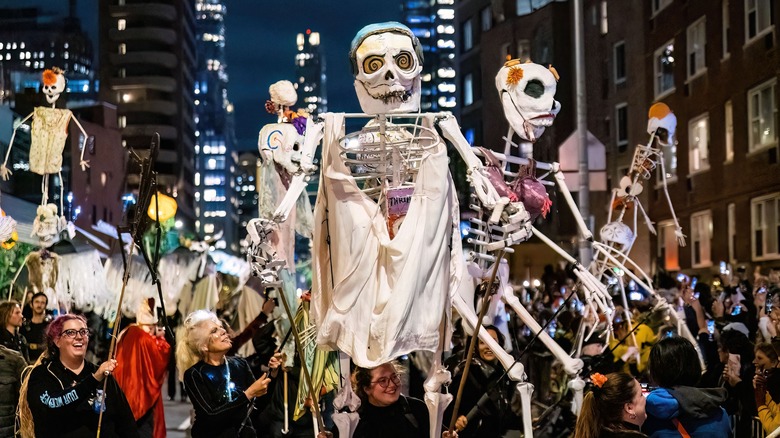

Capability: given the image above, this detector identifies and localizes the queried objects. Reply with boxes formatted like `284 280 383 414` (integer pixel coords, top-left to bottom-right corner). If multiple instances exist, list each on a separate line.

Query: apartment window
687 17 706 79
517 39 531 62
748 78 777 152
688 113 710 173
691 210 712 267
745 0 773 42
600 0 608 35
118 43 126 55
722 0 730 59
204 223 215 234
751 192 780 259
615 103 628 151
517 0 532 16
725 100 734 163
728 203 736 263
480 7 492 32
657 143 678 184
463 73 473 106
118 116 126 128
654 41 675 98
462 19 473 52
117 19 126 31
659 220 680 271
652 0 673 15
613 41 626 84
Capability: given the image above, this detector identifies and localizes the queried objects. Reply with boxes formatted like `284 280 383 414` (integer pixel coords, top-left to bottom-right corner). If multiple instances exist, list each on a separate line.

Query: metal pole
573 0 592 266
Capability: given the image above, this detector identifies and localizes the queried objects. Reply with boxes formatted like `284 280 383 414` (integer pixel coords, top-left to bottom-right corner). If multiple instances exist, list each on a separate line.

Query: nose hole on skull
551 100 558 111
523 80 544 98
385 70 395 80
293 144 299 151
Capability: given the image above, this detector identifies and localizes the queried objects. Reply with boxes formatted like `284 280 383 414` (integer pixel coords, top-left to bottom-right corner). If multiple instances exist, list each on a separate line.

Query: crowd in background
0 262 779 437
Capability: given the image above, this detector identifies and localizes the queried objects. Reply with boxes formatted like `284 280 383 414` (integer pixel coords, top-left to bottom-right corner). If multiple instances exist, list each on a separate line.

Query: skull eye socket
524 80 545 98
362 55 385 75
394 52 414 71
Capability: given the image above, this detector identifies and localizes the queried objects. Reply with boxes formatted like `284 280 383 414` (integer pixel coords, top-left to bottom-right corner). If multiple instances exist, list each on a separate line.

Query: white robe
311 113 461 367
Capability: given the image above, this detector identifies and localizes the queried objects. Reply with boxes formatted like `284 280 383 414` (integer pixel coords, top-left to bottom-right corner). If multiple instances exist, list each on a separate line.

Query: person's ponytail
573 390 601 438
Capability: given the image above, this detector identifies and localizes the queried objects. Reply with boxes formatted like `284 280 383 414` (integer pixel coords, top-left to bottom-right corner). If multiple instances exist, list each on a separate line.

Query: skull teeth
377 90 410 104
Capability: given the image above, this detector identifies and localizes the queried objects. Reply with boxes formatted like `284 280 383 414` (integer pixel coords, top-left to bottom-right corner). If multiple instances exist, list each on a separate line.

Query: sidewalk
163 382 190 438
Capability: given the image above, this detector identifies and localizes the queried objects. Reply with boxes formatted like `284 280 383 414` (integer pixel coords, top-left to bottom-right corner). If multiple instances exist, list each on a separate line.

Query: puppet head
269 80 298 108
42 67 66 105
600 221 635 252
647 103 677 147
350 22 424 115
496 60 560 142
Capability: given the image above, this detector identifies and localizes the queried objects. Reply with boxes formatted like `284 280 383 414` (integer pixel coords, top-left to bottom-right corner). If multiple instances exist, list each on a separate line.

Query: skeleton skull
41 68 66 105
258 122 301 174
600 221 635 252
351 22 423 115
647 102 677 147
496 61 560 143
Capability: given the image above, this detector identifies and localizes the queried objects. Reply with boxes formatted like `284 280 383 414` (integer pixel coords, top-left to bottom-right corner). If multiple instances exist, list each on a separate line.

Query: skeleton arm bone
437 115 500 210
551 163 593 241
657 151 686 246
70 116 90 170
502 292 584 376
272 117 324 222
0 112 34 180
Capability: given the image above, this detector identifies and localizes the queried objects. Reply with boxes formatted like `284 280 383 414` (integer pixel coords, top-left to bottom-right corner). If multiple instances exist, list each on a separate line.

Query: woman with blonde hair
574 372 647 438
176 309 272 437
17 313 138 437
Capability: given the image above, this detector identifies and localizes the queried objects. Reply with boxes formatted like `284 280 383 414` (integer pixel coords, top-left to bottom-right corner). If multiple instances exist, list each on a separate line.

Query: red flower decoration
590 373 608 388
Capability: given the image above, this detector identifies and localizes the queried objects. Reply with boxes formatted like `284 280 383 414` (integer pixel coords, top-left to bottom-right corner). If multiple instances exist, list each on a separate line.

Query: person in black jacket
350 361 429 438
176 309 272 438
17 313 139 438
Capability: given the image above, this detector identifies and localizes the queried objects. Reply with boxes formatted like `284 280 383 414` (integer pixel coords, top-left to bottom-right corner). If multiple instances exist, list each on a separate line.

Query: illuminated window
722 0 730 59
462 19 473 51
745 0 772 42
751 192 780 260
658 220 680 270
686 17 706 79
654 41 675 98
724 100 734 163
688 113 709 173
118 19 126 30
463 74 473 106
690 210 712 267
747 78 777 152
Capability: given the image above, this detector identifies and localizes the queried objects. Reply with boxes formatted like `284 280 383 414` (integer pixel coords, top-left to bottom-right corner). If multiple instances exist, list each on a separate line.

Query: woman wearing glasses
17 314 138 438
176 310 272 438
350 361 429 438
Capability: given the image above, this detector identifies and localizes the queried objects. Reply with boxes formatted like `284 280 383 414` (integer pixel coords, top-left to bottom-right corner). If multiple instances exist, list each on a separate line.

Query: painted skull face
258 123 301 174
352 30 422 114
647 103 677 147
42 69 66 105
496 62 560 142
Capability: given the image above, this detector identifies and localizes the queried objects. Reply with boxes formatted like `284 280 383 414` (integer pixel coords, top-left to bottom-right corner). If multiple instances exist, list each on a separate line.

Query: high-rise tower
295 30 327 115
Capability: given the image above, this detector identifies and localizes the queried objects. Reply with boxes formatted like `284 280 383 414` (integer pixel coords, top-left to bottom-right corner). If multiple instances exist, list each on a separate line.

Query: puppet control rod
97 133 170 437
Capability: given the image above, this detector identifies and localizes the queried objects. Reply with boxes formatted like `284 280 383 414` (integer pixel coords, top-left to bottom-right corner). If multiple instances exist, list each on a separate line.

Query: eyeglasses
60 328 90 339
370 373 401 389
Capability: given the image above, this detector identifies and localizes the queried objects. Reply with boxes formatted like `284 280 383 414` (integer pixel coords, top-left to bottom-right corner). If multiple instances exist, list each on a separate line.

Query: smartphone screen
732 306 742 316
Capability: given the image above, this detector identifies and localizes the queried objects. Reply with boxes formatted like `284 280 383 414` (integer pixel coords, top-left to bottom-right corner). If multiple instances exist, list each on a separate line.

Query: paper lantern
147 192 177 222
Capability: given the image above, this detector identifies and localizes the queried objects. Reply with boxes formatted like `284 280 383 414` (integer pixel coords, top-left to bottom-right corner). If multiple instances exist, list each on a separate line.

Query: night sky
225 1 401 149
6 0 402 150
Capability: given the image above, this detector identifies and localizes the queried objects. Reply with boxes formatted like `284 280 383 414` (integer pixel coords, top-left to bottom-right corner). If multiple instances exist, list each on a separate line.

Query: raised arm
70 116 91 171
0 111 34 180
437 115 499 210
273 116 324 222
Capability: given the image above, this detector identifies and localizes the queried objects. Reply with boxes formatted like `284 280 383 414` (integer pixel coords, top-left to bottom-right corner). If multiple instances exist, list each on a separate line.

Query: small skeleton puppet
0 68 90 245
256 80 315 345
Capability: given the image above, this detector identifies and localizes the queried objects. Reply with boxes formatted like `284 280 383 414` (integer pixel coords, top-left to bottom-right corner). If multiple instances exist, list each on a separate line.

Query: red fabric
114 325 170 438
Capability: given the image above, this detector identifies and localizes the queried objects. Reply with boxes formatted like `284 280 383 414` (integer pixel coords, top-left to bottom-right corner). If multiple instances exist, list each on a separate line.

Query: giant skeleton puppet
460 58 627 422
589 102 703 369
0 68 91 245
246 22 523 438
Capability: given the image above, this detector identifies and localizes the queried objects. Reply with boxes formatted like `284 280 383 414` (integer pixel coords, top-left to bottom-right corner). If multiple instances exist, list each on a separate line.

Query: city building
98 0 197 223
637 0 780 275
401 0 458 112
192 0 239 254
236 151 259 255
295 29 327 115
0 2 95 105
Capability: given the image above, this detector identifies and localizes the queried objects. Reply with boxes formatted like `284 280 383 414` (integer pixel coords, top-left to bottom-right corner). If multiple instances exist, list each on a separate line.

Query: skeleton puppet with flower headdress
0 67 92 245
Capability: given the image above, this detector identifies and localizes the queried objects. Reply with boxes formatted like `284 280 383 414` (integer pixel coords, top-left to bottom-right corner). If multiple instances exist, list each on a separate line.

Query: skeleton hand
675 226 687 247
79 160 90 171
467 167 499 209
0 165 12 181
